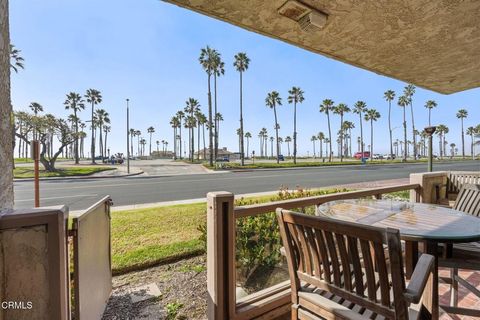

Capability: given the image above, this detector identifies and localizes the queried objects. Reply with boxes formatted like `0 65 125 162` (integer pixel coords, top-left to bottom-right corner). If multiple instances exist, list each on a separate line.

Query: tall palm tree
135 130 141 156
333 103 350 161
342 121 355 157
245 132 252 158
147 126 155 156
317 132 325 160
94 109 110 162
364 109 381 158
197 112 207 160
269 136 274 158
184 98 200 161
170 116 180 160
213 52 224 160
383 90 395 158
467 126 476 159
353 101 367 160
404 84 417 159
456 109 468 158
199 46 217 166
79 122 87 158
424 100 437 126
285 136 292 157
63 92 85 164
265 91 282 163
85 89 102 164
156 140 160 154
319 99 334 162
103 125 111 158
176 111 185 159
233 52 250 166
287 86 305 164
436 124 448 158
10 44 25 73
215 112 224 157
397 96 409 161
311 136 317 157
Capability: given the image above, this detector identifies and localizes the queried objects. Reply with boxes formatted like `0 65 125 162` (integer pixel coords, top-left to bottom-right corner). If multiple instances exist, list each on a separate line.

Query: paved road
14 160 479 211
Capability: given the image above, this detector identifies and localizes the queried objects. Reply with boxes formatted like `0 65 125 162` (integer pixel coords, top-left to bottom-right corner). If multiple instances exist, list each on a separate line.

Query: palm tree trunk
203 124 206 160
320 140 323 160
239 71 245 166
461 119 465 158
293 102 297 164
410 102 416 159
388 101 393 159
197 124 200 160
74 110 79 164
327 112 332 162
312 140 315 157
403 108 407 161
273 105 280 164
90 102 95 163
359 113 364 161
99 124 103 162
179 118 183 159
214 74 219 161
149 133 152 156
428 109 431 126
207 74 213 166
105 131 108 159
340 114 344 162
370 119 374 158
246 137 249 158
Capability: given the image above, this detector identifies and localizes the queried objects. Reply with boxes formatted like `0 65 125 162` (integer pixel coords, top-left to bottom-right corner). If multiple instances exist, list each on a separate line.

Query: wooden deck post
409 172 448 204
207 192 235 320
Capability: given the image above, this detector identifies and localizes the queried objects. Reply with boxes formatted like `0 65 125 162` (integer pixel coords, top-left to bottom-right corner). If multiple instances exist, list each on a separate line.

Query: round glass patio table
316 198 480 319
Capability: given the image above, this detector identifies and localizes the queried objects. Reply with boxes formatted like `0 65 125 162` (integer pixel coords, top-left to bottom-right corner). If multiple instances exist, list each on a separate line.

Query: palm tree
397 96 409 161
320 99 335 162
197 112 207 160
364 109 381 158
384 90 395 158
311 136 317 157
353 101 367 160
333 103 350 161
287 86 305 164
79 122 87 158
285 136 292 157
215 112 224 157
184 98 200 161
269 136 274 158
139 138 146 156
170 116 180 160
85 89 102 164
424 100 437 126
94 109 110 162
233 52 250 165
436 124 448 158
265 91 282 163
317 132 325 160
245 132 252 158
456 109 468 158
63 92 85 164
147 126 155 156
199 46 217 166
29 102 43 115
467 126 476 159
10 44 25 73
404 84 417 159
156 140 160 154
342 121 355 157
213 52 224 160
103 125 111 158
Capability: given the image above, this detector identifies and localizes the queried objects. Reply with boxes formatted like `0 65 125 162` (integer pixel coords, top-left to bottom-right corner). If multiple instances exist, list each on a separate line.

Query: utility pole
126 99 130 174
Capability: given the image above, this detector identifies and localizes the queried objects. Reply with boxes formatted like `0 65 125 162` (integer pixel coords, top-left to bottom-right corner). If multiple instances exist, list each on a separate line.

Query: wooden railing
206 183 421 320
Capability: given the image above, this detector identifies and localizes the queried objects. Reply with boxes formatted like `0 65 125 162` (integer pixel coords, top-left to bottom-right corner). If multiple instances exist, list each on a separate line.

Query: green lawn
14 166 115 178
110 187 347 274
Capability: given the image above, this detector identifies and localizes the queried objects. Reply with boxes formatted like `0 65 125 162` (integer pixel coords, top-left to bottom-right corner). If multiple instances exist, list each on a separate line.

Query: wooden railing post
409 172 448 203
207 192 235 320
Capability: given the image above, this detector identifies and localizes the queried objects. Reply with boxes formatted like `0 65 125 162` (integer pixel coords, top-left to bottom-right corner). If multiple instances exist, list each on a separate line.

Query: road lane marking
15 194 98 202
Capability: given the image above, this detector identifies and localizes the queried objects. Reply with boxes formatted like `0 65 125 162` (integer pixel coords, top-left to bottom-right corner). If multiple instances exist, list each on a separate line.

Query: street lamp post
126 98 130 174
424 126 436 172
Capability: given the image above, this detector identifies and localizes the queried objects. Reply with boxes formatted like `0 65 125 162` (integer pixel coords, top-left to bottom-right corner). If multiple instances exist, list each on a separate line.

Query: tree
342 121 355 157
135 130 141 156
28 102 44 140
156 140 160 153
79 122 86 158
404 84 417 159
85 89 102 164
170 116 180 160
215 112 224 158
287 86 304 164
195 111 206 160
311 136 317 157
64 92 84 164
103 125 110 158
436 124 448 158
384 90 395 158
424 100 437 126
245 132 252 158
176 110 185 159
364 109 381 158
265 91 282 163
184 98 200 161
129 128 135 157
456 109 468 158
213 52 224 160
320 99 334 162
467 126 476 159
285 136 292 157
94 109 110 162
199 46 217 166
269 136 274 158
317 132 325 160
353 101 367 160
333 103 350 161
10 44 24 73
233 52 250 166
397 96 409 161
147 126 155 156
258 128 267 157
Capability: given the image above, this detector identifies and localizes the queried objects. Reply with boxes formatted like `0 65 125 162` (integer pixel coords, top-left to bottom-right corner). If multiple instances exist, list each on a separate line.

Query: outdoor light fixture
424 126 437 172
278 0 328 32
424 126 437 136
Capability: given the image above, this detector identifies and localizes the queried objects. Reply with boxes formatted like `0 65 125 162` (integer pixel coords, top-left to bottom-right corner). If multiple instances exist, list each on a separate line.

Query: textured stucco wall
0 0 13 209
0 226 50 320
163 0 480 94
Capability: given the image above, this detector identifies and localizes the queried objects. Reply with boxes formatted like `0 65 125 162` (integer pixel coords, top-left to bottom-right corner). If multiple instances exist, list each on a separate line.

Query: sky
10 0 480 157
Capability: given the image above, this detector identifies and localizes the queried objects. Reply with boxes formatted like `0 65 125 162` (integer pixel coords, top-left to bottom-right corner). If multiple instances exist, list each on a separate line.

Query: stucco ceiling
163 0 480 94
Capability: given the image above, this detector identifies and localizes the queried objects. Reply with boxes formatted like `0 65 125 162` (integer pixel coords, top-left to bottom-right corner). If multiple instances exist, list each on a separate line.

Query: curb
14 170 144 182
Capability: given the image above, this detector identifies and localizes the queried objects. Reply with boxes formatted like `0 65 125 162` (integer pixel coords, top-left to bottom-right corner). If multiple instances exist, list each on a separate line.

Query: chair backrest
447 172 480 196
277 209 409 319
453 184 480 216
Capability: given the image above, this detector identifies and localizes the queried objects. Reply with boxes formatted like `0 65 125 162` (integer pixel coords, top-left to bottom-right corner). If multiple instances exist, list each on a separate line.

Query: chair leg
292 304 299 320
450 268 458 307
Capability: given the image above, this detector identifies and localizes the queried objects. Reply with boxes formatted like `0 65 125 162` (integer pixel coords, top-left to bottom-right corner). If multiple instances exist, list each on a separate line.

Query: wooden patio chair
277 208 434 320
438 184 480 316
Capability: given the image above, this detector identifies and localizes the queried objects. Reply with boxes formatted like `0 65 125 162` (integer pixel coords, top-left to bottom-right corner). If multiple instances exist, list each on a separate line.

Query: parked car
372 154 384 160
385 154 396 160
216 157 229 162
278 154 285 161
353 151 370 159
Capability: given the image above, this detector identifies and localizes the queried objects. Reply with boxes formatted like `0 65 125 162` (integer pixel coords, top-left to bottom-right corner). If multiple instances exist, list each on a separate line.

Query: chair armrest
403 254 434 304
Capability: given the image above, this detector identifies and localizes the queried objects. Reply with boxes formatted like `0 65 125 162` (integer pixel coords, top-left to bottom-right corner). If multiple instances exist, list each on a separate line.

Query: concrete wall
409 171 448 204
0 0 13 209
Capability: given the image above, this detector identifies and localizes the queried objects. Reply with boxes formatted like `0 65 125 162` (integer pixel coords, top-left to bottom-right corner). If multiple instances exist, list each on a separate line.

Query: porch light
278 0 328 32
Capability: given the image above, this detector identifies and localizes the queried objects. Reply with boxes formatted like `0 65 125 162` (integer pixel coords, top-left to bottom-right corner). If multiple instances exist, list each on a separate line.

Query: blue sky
10 0 480 156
